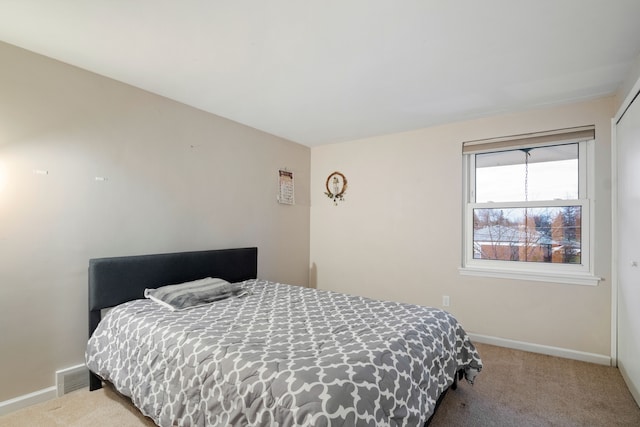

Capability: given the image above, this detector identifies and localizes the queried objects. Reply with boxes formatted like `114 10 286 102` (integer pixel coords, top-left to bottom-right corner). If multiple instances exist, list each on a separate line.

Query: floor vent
56 365 89 397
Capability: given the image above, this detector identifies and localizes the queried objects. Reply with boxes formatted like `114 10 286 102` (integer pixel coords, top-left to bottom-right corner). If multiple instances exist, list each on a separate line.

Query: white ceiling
1 1 639 147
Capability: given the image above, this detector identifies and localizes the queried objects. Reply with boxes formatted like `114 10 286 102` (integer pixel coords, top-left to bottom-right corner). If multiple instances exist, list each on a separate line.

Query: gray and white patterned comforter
86 280 482 426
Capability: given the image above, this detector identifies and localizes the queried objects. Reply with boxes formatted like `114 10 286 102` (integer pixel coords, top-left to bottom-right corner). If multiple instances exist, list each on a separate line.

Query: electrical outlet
442 295 450 307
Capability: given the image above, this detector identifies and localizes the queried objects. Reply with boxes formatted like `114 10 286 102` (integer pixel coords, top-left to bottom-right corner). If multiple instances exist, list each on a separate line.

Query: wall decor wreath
325 171 347 205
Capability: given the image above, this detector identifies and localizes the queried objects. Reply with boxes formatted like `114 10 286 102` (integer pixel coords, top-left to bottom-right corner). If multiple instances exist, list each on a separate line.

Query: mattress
86 279 482 426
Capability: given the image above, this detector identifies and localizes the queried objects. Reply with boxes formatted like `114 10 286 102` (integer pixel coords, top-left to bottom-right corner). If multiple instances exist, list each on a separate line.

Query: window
460 126 600 286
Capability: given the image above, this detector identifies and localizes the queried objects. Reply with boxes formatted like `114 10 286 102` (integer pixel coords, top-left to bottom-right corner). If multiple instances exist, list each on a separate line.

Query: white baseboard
0 386 56 417
469 333 612 366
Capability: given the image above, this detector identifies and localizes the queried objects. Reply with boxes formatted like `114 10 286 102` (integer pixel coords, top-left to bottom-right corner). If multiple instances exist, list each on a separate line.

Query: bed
86 247 482 426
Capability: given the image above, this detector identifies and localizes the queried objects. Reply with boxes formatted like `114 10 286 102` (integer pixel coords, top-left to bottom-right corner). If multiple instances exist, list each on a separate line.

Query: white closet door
616 91 640 405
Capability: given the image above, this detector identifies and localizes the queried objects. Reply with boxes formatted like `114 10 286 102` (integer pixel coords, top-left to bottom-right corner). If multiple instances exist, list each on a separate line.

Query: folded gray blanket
144 277 242 311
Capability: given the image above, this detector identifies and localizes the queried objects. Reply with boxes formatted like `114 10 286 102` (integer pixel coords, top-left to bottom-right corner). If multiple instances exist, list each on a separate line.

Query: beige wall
311 97 615 358
0 41 310 401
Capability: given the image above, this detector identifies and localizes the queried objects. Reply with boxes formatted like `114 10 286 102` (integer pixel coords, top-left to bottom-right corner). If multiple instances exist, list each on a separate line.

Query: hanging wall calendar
278 169 295 205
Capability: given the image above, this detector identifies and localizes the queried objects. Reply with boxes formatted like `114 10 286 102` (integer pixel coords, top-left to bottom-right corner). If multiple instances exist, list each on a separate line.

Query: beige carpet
430 343 640 426
1 343 639 426
0 383 156 427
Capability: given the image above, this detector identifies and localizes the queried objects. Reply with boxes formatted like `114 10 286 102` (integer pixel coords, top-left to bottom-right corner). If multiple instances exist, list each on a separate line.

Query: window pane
473 206 581 264
475 144 578 203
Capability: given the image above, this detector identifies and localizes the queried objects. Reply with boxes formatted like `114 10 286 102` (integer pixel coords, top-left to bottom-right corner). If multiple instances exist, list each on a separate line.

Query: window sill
458 266 601 286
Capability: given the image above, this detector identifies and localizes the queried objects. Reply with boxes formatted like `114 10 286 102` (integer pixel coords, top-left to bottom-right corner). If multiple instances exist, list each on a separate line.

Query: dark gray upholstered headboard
87 247 257 390
88 247 257 335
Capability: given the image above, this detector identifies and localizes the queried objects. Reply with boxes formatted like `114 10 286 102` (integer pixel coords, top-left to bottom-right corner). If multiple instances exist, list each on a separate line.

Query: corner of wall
614 53 640 115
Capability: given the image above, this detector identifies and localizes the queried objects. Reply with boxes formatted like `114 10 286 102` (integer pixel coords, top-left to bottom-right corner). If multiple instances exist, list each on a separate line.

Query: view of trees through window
472 143 582 264
473 207 581 263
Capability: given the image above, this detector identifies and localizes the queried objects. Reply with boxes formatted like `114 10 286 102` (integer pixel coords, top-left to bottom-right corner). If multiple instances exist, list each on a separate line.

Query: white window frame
460 128 601 286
